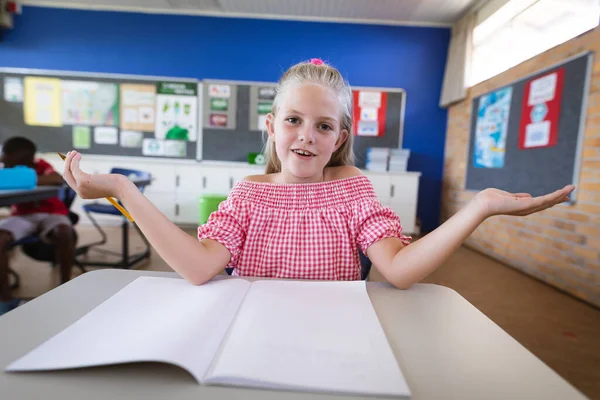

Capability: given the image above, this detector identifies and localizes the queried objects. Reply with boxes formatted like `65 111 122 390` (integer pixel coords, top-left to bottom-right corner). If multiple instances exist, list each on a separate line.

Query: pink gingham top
197 175 411 280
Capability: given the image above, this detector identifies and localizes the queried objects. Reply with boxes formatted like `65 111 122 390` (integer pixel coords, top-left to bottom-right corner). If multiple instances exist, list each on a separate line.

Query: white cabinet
44 152 420 233
363 172 420 234
171 164 264 224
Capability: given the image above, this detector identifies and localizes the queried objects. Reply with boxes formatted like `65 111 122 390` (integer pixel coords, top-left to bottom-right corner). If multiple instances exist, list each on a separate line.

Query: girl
62 59 574 289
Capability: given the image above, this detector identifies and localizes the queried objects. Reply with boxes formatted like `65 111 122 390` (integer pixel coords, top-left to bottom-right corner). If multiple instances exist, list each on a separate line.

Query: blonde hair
263 60 355 174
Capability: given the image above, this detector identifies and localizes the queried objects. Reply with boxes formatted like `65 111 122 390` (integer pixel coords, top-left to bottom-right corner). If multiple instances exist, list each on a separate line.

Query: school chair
75 168 151 270
7 186 84 289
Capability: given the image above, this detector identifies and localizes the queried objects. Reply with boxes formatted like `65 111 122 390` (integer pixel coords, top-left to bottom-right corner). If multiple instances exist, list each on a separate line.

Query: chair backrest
110 168 152 193
58 186 77 209
58 185 79 226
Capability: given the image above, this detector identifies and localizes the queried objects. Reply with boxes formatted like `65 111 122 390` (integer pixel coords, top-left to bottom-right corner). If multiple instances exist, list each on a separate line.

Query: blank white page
206 280 411 397
6 277 251 383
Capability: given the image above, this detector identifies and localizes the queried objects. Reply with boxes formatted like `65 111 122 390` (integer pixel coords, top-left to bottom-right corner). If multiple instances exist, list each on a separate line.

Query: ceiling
20 0 483 27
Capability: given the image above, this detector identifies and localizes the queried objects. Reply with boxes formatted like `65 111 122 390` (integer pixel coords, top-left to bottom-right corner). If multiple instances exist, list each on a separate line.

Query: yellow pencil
58 152 135 223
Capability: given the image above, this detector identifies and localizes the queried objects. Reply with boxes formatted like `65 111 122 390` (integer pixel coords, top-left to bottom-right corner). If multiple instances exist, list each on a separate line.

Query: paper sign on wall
518 68 564 149
120 130 143 148
62 81 119 126
208 84 231 98
473 87 512 168
120 83 156 131
142 138 165 156
72 126 91 149
4 77 23 102
24 77 62 127
164 140 187 157
155 82 197 141
94 126 118 145
353 91 387 137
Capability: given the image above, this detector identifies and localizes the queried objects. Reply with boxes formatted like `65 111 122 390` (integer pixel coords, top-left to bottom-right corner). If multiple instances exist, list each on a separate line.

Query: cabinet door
389 174 419 203
145 192 177 221
174 193 200 225
176 165 204 195
201 167 232 195
389 201 417 235
363 173 391 205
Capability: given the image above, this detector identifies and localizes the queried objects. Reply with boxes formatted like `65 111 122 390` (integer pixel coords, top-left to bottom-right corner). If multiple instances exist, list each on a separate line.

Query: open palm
475 185 575 218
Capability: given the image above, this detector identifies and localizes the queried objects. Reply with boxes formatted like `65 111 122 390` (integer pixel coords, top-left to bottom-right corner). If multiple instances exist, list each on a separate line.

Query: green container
198 194 228 225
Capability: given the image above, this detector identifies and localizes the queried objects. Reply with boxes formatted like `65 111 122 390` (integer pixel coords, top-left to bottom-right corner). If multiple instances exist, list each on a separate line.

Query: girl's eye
319 124 333 131
286 117 300 124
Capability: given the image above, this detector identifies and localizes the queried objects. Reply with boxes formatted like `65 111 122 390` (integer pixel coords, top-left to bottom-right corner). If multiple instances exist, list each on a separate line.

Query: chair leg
76 216 151 270
75 209 108 257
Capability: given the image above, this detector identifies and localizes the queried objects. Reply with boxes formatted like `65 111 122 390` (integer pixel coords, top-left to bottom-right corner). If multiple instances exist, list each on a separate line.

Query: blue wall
0 6 450 231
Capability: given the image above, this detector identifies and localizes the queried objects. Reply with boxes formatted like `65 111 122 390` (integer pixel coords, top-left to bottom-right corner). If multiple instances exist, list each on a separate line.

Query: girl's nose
299 127 315 144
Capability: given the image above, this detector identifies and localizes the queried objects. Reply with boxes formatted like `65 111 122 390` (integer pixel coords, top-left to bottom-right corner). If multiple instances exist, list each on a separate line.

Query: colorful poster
94 126 118 145
155 82 197 141
120 130 144 148
352 91 387 136
519 68 564 149
62 81 119 126
120 83 156 131
24 77 62 127
72 126 91 149
4 77 23 102
474 87 513 168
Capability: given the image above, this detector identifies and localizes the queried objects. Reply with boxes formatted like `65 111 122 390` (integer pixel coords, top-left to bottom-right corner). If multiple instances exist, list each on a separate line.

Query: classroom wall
442 26 600 307
0 6 450 232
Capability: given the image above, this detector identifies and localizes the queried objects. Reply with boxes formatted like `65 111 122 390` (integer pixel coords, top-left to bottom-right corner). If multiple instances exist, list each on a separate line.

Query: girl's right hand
62 151 124 199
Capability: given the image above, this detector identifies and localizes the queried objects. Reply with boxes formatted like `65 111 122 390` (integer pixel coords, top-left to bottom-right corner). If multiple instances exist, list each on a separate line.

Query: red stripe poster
352 91 387 137
518 67 564 149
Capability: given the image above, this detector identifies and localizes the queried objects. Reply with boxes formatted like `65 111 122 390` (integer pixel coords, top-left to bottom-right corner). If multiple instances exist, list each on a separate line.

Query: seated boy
0 137 74 316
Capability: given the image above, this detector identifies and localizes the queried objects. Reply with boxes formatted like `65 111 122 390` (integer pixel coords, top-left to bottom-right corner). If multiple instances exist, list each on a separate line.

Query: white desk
0 270 585 399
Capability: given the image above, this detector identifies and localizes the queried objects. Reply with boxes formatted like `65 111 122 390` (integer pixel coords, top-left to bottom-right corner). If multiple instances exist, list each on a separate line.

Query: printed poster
4 77 23 102
120 83 156 131
518 68 564 149
62 81 119 126
352 91 387 136
155 82 197 141
474 87 513 168
24 77 62 127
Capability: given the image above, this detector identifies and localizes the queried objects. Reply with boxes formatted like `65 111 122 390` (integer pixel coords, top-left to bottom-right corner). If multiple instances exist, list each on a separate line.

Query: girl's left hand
473 185 575 219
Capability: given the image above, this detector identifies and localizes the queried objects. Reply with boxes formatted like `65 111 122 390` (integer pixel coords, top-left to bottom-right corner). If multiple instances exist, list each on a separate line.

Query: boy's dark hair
2 136 37 158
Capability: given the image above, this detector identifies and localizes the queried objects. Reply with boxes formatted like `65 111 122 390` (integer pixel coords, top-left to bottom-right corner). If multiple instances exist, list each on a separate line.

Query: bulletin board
465 52 593 200
199 79 406 167
0 68 199 160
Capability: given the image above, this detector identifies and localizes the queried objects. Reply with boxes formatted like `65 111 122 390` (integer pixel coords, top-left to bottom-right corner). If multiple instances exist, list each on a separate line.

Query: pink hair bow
310 58 324 66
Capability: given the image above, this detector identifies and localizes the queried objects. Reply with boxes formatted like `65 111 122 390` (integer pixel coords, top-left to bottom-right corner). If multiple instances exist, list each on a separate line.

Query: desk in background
0 186 61 208
0 270 585 400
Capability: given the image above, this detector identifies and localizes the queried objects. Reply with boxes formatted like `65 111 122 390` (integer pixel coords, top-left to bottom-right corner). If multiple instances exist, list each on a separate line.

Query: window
470 0 600 86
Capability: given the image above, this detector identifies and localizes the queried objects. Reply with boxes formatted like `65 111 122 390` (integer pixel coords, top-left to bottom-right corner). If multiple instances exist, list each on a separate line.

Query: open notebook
6 277 411 397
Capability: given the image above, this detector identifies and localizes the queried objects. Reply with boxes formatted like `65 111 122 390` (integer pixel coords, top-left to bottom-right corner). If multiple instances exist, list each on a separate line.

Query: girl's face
266 83 348 184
